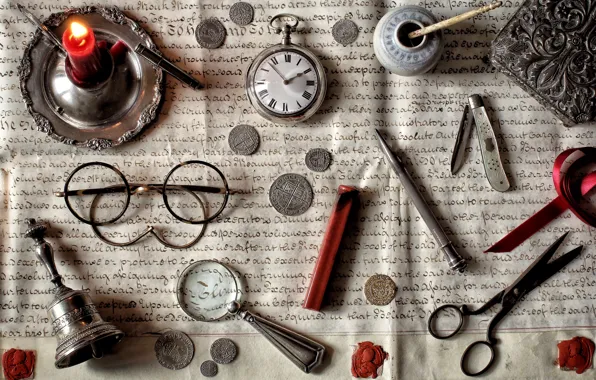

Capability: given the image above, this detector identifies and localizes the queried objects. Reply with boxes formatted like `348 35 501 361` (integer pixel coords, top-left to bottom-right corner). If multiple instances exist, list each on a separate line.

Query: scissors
427 232 583 376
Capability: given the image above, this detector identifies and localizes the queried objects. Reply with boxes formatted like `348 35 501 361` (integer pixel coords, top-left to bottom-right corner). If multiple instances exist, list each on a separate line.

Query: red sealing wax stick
303 185 359 311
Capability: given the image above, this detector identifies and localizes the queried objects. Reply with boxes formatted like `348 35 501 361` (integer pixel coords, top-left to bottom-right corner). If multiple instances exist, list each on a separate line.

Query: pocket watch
246 14 327 124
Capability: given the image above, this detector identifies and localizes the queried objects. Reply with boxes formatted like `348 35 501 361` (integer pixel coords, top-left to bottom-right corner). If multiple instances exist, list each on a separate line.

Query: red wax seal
557 336 595 374
351 341 388 378
2 349 35 380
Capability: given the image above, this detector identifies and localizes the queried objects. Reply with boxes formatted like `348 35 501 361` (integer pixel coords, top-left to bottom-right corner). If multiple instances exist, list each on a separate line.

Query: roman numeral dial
252 50 320 115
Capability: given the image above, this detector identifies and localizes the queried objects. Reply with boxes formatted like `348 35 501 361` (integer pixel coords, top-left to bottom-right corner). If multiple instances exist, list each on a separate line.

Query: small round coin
364 274 397 306
229 2 254 26
210 338 238 364
154 330 195 370
196 18 226 49
332 19 359 46
228 124 260 155
200 360 219 377
305 148 331 172
269 173 313 216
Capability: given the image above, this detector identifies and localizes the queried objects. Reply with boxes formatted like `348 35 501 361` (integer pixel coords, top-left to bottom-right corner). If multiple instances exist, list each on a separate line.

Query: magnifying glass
177 260 326 373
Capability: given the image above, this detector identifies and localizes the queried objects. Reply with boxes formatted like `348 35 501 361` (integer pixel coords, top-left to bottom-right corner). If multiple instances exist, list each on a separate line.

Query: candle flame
70 22 89 39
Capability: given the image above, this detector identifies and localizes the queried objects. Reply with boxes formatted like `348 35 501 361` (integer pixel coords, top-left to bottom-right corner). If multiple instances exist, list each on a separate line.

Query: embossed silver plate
19 6 164 150
490 0 596 126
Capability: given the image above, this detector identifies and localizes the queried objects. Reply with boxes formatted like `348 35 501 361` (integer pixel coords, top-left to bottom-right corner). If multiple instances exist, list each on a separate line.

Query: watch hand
286 72 303 82
268 63 288 83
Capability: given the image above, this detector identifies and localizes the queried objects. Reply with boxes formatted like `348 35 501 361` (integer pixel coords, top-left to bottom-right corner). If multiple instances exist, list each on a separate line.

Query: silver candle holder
18 6 164 150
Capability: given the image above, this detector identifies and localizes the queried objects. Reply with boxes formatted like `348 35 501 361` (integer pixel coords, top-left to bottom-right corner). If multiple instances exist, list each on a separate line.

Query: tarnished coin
305 148 331 172
154 330 195 370
364 274 397 306
332 19 359 46
269 173 313 216
196 18 226 49
229 2 254 26
210 338 238 364
200 360 219 377
228 124 260 155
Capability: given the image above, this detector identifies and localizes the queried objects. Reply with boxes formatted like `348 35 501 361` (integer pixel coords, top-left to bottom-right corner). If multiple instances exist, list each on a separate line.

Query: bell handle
240 310 325 373
36 241 63 286
25 219 63 287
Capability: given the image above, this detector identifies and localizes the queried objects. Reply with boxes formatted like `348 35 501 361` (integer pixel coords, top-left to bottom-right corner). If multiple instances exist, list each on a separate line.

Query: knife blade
450 104 474 174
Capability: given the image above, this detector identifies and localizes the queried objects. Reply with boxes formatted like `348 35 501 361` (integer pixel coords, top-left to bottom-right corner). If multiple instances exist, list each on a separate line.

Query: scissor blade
506 232 572 294
528 245 583 291
451 105 474 174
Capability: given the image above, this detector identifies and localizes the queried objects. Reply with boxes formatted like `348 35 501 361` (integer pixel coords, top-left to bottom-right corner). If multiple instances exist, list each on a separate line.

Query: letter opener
135 44 204 90
17 3 67 56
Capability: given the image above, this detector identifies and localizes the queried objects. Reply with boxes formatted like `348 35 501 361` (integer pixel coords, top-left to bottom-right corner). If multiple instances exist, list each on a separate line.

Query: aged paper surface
1 0 595 378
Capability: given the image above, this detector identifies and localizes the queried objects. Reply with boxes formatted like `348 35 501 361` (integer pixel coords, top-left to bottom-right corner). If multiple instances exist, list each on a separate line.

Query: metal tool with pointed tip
451 95 510 192
428 232 582 376
17 3 67 55
376 129 467 273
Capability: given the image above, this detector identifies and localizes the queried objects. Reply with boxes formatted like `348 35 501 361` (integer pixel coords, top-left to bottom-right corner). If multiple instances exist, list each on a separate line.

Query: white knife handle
469 95 510 192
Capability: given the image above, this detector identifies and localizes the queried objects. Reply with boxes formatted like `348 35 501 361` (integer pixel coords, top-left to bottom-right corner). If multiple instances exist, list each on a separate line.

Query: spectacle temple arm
54 183 228 197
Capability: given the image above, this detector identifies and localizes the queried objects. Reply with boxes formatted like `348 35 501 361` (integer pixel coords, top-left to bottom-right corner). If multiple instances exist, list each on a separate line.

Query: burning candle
62 21 106 84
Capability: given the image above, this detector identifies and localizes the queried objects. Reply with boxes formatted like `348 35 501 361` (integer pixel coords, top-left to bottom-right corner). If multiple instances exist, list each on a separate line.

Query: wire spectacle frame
55 160 230 249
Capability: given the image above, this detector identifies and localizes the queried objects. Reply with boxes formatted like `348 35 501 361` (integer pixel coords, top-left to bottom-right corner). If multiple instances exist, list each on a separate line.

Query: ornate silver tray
18 6 164 150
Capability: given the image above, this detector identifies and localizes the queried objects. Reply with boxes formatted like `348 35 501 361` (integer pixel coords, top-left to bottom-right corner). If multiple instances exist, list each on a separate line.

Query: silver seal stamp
229 2 254 26
269 173 313 216
210 338 238 364
228 124 260 155
196 18 227 49
154 330 195 370
305 148 331 172
332 19 359 46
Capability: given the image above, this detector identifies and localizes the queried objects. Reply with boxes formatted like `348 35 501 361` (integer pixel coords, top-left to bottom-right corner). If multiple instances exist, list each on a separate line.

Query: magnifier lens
177 260 239 321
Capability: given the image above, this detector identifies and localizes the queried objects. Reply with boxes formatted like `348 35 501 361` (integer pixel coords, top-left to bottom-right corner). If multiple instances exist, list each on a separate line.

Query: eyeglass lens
65 162 129 225
164 161 229 224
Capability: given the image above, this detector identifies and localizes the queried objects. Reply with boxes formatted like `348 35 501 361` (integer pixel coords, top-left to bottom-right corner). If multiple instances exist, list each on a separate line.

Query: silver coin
269 173 313 216
196 18 226 49
229 2 254 26
332 19 359 46
305 148 331 172
154 330 195 370
200 360 219 377
364 274 397 306
228 124 260 155
210 338 238 364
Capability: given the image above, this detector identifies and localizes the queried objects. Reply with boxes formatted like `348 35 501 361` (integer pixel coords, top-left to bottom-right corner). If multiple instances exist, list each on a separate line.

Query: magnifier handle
240 310 325 373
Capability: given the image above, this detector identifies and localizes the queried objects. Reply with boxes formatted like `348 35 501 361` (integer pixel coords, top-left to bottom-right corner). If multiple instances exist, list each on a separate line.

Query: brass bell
25 219 124 368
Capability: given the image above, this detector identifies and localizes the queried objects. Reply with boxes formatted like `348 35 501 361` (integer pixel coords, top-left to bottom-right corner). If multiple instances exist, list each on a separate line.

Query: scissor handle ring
460 340 495 377
428 304 464 339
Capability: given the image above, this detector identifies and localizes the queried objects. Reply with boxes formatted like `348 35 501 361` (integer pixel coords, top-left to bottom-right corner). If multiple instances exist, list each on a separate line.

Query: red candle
62 21 103 83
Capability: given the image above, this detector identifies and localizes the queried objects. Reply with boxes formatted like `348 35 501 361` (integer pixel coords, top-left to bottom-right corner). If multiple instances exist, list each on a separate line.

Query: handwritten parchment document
1 0 595 379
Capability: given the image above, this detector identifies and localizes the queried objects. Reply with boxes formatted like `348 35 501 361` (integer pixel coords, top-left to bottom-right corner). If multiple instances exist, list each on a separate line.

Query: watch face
252 50 320 115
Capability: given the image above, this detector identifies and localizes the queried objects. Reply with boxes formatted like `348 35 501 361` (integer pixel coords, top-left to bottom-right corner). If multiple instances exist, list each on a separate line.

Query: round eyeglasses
55 160 230 249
